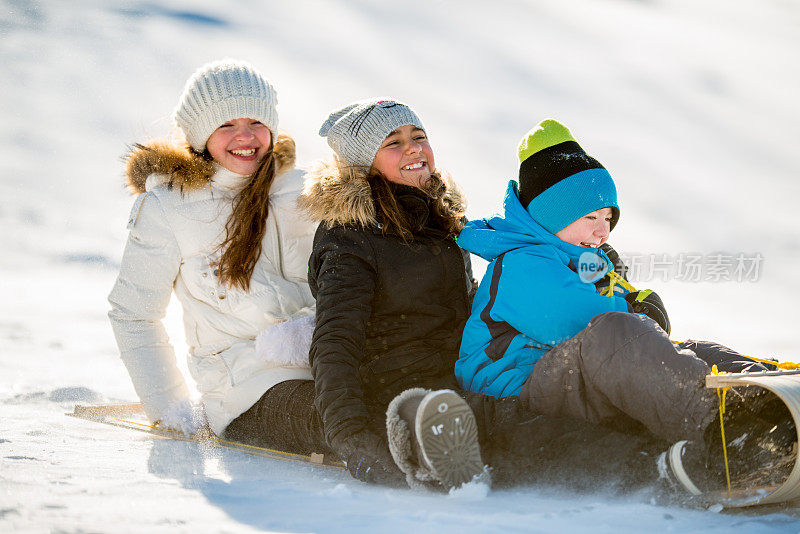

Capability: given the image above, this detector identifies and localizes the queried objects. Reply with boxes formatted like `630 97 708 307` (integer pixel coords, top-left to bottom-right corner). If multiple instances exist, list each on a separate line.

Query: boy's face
555 207 613 248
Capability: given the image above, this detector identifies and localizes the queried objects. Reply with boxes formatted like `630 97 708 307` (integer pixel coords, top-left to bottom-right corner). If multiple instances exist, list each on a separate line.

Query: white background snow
2 0 800 532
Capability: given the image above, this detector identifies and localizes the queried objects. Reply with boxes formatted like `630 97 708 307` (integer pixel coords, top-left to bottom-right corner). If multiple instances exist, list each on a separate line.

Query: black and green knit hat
517 119 619 234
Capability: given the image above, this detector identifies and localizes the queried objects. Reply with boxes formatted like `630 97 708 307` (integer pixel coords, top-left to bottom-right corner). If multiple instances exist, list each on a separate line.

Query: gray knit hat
173 59 279 151
319 98 424 167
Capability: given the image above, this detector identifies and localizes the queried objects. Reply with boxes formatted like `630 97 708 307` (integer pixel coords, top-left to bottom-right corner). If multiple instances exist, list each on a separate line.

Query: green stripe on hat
517 119 576 164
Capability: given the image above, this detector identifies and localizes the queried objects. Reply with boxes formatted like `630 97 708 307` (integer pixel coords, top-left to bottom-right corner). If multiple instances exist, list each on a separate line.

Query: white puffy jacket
108 136 316 434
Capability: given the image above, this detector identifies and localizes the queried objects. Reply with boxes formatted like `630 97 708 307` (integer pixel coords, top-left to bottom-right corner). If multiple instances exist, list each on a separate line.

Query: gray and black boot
386 388 488 490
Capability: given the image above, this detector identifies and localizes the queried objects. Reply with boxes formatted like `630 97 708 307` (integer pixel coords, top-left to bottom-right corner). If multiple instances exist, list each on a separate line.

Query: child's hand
599 243 628 280
625 290 671 335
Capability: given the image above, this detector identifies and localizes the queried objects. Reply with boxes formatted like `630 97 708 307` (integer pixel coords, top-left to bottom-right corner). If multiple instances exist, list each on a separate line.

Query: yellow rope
113 416 343 465
711 365 732 498
600 270 637 296
740 354 800 370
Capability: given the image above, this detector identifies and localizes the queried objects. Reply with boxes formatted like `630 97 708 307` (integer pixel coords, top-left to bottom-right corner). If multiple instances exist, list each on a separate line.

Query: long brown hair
214 138 276 290
368 170 465 242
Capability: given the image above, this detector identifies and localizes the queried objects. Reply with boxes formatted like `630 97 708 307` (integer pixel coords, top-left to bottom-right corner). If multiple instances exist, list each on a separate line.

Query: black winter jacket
300 163 473 445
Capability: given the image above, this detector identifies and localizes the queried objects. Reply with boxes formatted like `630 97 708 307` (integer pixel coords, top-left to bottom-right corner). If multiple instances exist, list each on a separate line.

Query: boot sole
415 390 484 489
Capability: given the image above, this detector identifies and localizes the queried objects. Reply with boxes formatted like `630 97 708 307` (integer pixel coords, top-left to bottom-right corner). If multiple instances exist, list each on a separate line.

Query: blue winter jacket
454 181 630 398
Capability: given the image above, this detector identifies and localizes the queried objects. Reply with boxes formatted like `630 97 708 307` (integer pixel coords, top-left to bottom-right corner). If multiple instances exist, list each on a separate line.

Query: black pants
223 380 333 456
226 379 667 492
458 390 669 491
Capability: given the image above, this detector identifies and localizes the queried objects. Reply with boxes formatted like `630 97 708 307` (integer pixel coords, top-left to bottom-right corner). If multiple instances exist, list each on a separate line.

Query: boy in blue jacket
454 119 789 494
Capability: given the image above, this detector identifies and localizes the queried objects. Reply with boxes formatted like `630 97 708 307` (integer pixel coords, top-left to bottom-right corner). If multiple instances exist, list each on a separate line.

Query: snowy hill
2 0 800 532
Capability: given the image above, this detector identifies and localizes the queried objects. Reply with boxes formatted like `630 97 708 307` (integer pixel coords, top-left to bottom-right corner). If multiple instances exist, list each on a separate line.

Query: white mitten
159 399 209 436
255 314 315 367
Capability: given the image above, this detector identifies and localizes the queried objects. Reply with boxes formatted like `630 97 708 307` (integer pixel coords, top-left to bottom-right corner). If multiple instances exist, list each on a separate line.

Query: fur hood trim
298 158 467 227
123 132 297 195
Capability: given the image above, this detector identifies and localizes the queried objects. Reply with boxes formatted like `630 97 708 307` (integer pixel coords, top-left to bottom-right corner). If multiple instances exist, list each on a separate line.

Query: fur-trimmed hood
123 133 297 195
298 158 467 227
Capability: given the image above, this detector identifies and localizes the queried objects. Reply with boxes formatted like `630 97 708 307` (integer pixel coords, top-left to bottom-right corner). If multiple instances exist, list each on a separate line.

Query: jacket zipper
270 200 286 279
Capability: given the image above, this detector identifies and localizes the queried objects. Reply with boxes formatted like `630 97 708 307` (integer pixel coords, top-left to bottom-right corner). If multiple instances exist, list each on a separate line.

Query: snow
2 0 800 531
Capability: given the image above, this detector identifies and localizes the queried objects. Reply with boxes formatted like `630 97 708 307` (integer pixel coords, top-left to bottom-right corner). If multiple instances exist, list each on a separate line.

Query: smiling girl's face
371 124 435 188
555 207 613 248
206 118 272 175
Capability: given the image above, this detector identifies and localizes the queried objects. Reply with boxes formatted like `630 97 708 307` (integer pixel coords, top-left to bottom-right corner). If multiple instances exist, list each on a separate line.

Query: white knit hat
173 59 279 151
319 98 424 167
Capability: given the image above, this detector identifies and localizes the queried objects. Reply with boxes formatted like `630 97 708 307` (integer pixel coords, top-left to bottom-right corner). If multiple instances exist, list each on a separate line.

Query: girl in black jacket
299 99 476 486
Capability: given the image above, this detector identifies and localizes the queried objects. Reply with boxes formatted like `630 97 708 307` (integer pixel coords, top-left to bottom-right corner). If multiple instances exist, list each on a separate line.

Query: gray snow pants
520 312 773 443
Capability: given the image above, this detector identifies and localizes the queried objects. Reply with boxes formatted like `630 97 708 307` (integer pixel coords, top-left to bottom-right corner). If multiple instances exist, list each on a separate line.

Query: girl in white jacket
109 59 328 454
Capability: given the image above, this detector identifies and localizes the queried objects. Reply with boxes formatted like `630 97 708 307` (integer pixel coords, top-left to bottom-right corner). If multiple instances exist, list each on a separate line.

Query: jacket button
219 295 225 300
202 272 208 278
210 290 215 296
